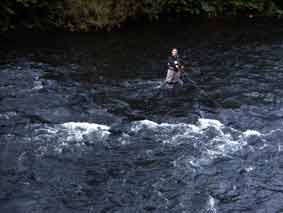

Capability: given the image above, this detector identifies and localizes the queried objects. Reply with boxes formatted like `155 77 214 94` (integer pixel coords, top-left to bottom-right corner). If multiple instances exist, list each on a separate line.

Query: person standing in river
165 48 184 88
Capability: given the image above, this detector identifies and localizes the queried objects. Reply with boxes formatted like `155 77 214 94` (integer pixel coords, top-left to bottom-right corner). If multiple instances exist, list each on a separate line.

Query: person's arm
168 56 176 70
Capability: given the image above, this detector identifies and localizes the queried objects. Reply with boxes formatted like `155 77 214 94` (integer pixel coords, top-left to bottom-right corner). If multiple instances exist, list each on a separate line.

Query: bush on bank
1 0 283 31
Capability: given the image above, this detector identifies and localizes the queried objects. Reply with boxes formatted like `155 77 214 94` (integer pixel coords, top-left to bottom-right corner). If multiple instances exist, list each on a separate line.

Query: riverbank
1 0 283 31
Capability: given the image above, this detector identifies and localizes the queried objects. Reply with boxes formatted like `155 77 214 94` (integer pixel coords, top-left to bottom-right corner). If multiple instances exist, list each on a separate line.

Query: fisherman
165 48 184 88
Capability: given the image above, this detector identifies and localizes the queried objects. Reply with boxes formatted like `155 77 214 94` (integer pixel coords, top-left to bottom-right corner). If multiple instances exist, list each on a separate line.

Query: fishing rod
182 71 223 108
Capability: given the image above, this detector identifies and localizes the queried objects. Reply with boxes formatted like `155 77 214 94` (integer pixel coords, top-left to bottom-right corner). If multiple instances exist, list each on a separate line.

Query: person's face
172 49 178 56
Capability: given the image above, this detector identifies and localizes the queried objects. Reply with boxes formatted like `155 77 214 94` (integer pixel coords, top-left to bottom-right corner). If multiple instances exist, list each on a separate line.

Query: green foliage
1 0 282 31
62 0 140 31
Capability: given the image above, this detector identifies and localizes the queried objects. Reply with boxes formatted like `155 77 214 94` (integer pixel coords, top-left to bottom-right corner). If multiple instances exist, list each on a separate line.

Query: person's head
171 48 178 56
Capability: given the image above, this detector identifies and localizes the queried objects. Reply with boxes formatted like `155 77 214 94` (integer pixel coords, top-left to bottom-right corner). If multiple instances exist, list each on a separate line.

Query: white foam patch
35 126 59 135
32 80 44 90
131 118 225 137
198 118 223 130
30 122 111 155
130 120 159 132
131 120 199 133
127 118 258 161
243 130 262 137
207 195 217 213
61 122 110 141
61 122 110 131
245 166 254 172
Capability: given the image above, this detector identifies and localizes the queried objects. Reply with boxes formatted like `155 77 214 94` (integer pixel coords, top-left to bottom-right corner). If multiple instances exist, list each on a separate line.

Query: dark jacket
168 55 183 72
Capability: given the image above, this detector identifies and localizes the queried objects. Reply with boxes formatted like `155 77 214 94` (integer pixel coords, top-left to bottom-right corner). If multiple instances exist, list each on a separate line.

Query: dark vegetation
1 0 283 31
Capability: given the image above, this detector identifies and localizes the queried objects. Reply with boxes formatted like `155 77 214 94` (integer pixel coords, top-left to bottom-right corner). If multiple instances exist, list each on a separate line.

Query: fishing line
182 71 223 109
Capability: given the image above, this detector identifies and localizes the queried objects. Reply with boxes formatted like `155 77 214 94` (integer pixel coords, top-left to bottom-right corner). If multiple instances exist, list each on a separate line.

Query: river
1 18 283 213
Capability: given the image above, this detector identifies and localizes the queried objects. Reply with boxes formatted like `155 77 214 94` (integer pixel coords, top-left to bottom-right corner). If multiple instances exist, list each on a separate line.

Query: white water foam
198 118 223 130
243 130 262 137
32 81 43 90
32 122 111 155
61 122 110 142
30 117 268 161
207 195 217 213
128 118 262 161
130 120 159 132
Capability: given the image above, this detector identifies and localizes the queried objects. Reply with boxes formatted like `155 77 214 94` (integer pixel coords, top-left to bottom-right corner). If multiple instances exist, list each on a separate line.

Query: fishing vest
168 55 182 72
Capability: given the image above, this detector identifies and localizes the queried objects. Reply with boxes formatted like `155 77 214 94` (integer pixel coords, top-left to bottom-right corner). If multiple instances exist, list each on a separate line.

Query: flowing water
1 19 283 213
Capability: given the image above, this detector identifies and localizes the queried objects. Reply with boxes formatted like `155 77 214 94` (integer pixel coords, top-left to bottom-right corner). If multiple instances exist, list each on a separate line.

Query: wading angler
165 48 185 88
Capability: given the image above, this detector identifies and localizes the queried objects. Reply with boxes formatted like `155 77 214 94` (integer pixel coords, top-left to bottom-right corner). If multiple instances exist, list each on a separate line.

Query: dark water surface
1 19 283 213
